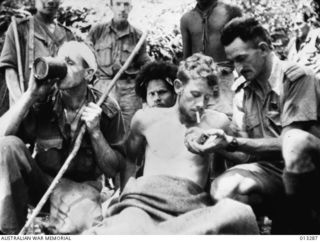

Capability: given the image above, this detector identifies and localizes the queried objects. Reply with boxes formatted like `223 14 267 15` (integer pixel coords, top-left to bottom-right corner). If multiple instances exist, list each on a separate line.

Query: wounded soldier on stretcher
83 53 259 235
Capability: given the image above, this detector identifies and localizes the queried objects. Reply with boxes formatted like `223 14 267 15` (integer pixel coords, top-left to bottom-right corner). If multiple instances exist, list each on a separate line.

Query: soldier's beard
113 19 129 30
178 94 196 126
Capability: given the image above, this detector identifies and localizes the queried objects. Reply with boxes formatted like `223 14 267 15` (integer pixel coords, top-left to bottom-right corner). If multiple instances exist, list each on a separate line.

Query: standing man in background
87 0 150 132
0 0 75 105
286 10 320 79
180 0 242 63
180 0 242 117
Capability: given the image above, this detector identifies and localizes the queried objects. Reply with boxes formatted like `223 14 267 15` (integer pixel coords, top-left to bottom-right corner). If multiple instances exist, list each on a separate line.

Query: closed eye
65 57 75 66
191 91 201 98
235 55 246 63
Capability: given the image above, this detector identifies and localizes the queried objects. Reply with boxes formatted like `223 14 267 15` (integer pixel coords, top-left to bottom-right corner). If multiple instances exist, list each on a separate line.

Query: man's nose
195 97 205 110
234 62 243 75
119 3 126 10
153 93 161 101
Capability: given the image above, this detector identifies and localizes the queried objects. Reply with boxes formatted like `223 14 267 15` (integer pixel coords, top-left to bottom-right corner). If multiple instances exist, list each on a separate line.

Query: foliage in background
0 0 319 63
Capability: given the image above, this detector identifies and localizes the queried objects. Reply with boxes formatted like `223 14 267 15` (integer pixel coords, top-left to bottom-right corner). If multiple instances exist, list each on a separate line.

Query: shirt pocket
121 42 134 65
95 42 113 67
34 33 51 58
35 137 63 152
245 114 262 137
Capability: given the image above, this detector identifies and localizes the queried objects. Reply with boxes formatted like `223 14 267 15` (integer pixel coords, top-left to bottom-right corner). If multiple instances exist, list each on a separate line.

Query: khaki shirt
232 54 319 139
0 15 75 89
18 87 125 182
86 21 150 80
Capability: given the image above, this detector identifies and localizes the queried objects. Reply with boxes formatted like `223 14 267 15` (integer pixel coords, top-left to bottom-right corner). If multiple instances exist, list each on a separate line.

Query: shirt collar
109 20 132 38
33 15 66 44
267 53 284 96
243 53 283 96
52 87 96 118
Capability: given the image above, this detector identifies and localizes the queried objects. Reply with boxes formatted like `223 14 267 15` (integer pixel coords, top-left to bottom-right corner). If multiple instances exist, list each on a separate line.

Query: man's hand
26 68 55 101
81 102 102 134
185 127 209 154
185 128 232 155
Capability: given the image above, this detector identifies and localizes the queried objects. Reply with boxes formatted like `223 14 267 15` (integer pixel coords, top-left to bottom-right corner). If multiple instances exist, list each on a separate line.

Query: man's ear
258 42 270 55
174 79 184 94
84 68 95 82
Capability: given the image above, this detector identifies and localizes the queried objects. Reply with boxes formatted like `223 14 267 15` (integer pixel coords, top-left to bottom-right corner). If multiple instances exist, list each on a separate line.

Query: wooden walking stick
19 30 148 235
11 16 25 92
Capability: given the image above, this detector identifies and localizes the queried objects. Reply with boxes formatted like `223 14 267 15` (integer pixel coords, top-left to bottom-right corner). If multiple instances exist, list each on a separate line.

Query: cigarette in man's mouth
196 110 201 124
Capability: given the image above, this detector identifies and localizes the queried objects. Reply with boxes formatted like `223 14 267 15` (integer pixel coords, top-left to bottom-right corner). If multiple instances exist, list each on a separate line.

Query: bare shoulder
217 1 242 18
201 109 231 131
180 8 195 24
131 107 168 134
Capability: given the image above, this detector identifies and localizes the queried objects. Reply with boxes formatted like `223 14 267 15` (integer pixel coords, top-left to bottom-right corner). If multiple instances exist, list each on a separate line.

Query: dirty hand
185 128 231 155
81 102 102 134
185 127 209 154
27 68 55 101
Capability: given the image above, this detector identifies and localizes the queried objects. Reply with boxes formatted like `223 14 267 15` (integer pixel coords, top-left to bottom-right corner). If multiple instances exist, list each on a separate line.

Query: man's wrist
226 136 238 152
89 128 102 139
23 90 40 106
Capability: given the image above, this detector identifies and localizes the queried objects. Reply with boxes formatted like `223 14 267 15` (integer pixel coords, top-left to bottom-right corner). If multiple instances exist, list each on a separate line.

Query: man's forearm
90 130 124 178
180 18 191 59
216 137 282 164
5 68 23 104
230 136 282 160
120 158 136 191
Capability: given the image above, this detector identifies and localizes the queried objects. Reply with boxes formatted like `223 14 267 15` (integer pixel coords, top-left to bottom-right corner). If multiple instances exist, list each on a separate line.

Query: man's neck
36 12 55 24
60 85 88 111
112 19 129 32
174 102 197 128
255 53 273 92
197 0 217 11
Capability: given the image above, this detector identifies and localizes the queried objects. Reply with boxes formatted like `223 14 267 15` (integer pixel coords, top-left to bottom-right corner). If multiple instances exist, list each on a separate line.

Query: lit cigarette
196 111 201 124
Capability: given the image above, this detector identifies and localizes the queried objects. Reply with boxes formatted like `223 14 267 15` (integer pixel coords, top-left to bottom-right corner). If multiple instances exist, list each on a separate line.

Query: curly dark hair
221 17 272 49
135 61 178 101
177 53 219 87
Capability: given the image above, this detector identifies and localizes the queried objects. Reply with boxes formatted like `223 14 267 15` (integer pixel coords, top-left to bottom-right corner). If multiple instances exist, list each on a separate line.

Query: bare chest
144 121 196 160
188 8 229 36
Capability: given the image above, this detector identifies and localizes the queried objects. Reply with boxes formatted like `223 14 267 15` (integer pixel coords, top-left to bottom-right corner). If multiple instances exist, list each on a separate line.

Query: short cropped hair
177 53 218 87
135 61 177 101
221 17 272 49
59 41 97 74
110 0 132 6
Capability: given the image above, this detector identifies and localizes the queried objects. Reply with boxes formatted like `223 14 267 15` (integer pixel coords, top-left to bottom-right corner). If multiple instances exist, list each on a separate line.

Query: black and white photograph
0 0 319 240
